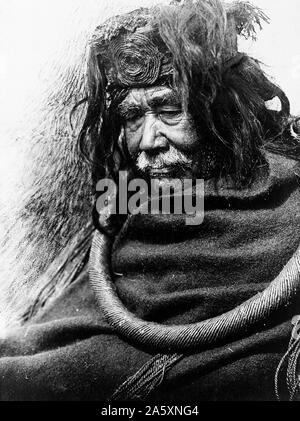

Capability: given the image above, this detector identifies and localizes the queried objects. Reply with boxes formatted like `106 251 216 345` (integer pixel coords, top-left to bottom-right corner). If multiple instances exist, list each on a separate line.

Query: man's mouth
148 167 173 176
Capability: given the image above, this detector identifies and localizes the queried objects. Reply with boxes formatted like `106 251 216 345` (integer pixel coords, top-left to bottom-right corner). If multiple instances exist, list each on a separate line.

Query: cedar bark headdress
89 0 269 102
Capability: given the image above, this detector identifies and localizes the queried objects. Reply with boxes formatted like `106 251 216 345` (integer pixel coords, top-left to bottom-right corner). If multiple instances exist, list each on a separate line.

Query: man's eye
158 107 183 125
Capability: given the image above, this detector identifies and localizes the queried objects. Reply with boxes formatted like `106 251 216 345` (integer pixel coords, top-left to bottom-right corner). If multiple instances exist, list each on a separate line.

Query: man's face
118 86 200 180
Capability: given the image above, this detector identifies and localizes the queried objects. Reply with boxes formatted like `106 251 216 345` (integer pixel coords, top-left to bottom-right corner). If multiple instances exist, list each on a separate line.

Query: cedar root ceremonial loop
89 229 300 352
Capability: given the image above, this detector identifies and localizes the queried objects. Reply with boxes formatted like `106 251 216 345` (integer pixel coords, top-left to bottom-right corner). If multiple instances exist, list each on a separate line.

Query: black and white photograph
0 0 300 403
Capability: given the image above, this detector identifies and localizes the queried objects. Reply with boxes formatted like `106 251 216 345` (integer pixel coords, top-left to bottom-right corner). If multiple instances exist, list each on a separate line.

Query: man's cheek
169 138 197 156
125 132 142 157
168 126 198 152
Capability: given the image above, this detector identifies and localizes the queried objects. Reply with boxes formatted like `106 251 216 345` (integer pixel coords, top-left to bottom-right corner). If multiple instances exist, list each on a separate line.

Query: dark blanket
0 153 300 401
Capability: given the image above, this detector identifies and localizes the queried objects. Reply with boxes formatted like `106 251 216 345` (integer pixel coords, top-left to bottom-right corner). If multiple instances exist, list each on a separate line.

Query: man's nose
139 113 168 153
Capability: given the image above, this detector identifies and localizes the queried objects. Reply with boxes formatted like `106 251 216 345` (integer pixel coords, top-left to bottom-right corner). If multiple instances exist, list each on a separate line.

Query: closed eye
157 107 183 125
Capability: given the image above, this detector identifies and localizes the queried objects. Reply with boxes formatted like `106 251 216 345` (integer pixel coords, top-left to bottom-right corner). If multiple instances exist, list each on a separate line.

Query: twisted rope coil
111 33 163 87
89 230 300 353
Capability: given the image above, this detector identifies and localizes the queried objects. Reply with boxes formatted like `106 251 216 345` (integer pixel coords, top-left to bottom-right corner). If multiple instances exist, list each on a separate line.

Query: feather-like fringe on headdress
155 0 270 109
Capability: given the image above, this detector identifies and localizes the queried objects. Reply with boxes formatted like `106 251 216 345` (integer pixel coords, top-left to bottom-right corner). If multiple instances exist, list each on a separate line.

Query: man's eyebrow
117 102 143 116
118 91 182 115
148 91 181 108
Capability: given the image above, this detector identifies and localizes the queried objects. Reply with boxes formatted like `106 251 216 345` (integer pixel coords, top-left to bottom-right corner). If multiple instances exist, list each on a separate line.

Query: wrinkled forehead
120 86 181 109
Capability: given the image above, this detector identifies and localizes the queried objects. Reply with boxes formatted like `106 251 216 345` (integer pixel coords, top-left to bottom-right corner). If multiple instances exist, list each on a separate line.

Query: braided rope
89 230 300 352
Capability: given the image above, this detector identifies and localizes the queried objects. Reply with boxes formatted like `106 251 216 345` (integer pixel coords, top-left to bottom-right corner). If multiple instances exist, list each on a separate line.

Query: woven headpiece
91 0 269 90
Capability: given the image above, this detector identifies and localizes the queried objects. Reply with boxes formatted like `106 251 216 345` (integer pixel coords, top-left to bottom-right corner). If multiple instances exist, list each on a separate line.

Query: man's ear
118 127 126 158
111 127 125 171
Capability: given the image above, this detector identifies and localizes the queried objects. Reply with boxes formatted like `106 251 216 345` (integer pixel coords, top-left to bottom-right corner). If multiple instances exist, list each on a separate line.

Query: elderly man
0 0 300 402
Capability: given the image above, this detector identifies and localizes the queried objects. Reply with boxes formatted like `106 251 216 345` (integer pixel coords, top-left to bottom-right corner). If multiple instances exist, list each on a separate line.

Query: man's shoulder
265 151 300 181
28 265 99 325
